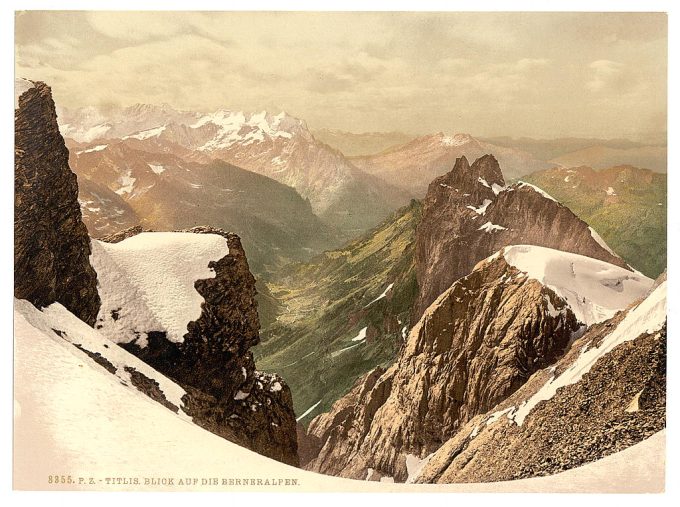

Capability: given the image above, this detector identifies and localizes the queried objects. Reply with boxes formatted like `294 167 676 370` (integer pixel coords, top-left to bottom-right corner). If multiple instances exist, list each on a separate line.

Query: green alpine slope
520 165 666 277
254 200 422 423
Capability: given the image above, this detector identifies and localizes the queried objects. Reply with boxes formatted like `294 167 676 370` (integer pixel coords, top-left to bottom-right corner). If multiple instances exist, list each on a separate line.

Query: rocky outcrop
98 225 299 466
14 80 100 325
416 280 667 483
414 155 629 319
304 253 581 481
14 80 297 467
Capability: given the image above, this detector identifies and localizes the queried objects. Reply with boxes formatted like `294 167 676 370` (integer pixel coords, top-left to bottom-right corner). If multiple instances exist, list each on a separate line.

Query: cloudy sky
15 11 667 141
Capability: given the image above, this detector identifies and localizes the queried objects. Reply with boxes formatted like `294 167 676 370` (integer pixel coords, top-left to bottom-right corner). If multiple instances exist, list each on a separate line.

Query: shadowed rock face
414 155 629 320
14 80 100 325
102 225 299 467
304 254 580 481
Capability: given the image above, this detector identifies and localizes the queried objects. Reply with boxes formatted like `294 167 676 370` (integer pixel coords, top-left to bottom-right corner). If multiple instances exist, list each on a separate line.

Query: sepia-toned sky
15 11 667 141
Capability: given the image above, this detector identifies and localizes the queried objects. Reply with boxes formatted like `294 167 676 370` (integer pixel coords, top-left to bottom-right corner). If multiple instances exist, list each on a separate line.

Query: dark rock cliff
414 155 628 319
15 80 298 467
14 80 100 325
101 225 299 466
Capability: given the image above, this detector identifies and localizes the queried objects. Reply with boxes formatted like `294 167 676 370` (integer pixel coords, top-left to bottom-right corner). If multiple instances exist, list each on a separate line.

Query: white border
1 2 676 506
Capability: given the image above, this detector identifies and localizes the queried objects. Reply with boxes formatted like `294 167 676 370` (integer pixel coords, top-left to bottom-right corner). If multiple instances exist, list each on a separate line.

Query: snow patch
517 181 557 202
485 406 515 426
491 183 505 195
114 171 136 195
588 226 617 256
296 400 322 422
502 245 652 326
90 232 229 346
365 283 394 307
352 326 368 342
149 164 166 175
467 199 492 215
331 343 360 357
76 144 108 155
478 221 507 233
123 125 167 141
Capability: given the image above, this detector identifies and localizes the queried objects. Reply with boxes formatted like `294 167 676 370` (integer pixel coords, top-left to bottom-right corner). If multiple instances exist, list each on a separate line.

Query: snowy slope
15 299 189 413
13 298 664 492
511 280 666 425
90 232 229 345
500 245 652 325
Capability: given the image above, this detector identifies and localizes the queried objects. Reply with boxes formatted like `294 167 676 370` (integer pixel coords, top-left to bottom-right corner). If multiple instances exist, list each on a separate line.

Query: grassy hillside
520 165 666 278
254 200 422 423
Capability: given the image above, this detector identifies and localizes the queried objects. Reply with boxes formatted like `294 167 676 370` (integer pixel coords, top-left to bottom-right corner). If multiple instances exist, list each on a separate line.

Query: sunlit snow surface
122 124 167 140
516 181 558 202
502 245 652 326
90 232 229 346
15 299 188 413
13 296 664 491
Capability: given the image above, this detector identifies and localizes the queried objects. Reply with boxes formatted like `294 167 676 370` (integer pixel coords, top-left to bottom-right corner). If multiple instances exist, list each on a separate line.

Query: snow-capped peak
192 110 303 152
499 245 653 326
438 132 474 147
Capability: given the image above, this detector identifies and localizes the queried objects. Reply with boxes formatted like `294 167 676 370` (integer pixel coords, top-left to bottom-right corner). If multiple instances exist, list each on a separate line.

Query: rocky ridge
302 248 656 481
15 81 298 466
415 277 666 483
414 154 629 318
303 251 577 479
14 79 101 326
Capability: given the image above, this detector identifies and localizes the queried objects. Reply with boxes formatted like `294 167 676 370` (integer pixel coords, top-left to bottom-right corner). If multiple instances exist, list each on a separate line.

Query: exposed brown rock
14 80 100 325
414 155 629 319
305 254 580 481
416 320 666 483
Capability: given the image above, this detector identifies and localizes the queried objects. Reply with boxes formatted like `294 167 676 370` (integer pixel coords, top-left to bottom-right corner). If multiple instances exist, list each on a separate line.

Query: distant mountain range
60 105 411 243
66 138 332 274
482 135 667 172
350 133 554 196
312 129 415 157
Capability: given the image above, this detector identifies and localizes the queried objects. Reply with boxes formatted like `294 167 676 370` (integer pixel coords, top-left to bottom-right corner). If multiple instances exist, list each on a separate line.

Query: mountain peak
439 153 505 194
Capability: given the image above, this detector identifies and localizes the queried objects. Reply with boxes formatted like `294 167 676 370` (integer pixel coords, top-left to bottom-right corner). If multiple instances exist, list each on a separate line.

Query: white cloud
586 59 624 92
